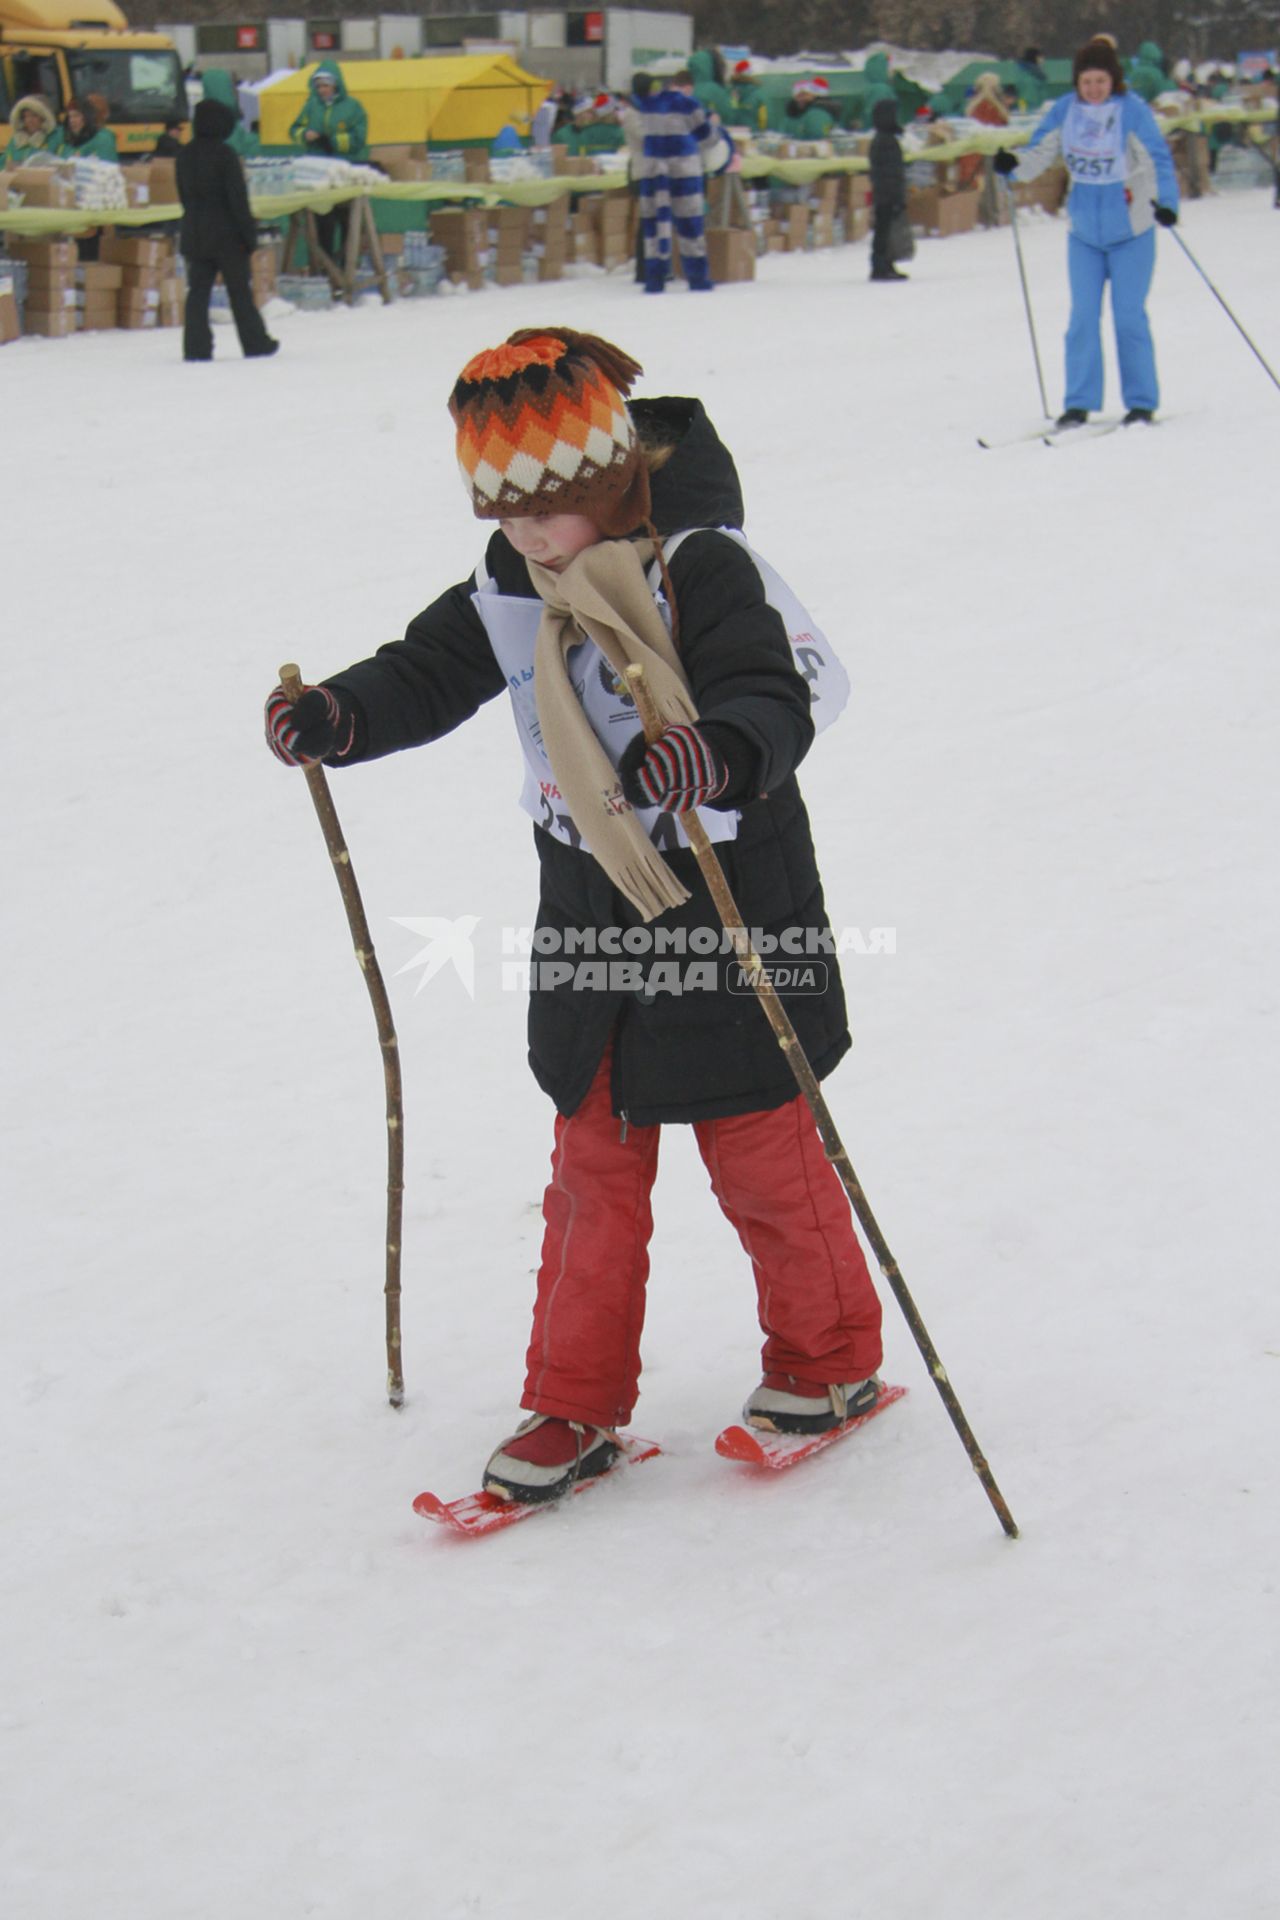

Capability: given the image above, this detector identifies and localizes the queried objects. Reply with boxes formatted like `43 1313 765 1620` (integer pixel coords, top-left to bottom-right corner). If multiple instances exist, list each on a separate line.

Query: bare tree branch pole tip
277 660 406 1410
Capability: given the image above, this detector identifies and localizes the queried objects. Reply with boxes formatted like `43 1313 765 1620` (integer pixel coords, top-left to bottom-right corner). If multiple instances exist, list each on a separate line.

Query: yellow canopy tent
259 54 551 148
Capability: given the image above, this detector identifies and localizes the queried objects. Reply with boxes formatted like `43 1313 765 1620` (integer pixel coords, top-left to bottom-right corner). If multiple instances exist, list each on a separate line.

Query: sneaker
870 265 908 281
483 1414 620 1504
1123 407 1155 425
743 1374 880 1435
1055 408 1088 428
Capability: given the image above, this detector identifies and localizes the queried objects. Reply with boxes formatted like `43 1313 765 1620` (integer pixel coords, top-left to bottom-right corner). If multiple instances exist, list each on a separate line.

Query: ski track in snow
2 189 1277 1919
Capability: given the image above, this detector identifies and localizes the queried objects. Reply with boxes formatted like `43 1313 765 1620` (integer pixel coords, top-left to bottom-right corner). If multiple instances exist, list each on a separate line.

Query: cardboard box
77 261 124 291
27 279 77 308
120 263 163 291
100 233 168 270
24 306 78 336
462 148 489 182
784 205 810 250
376 232 405 258
705 227 755 282
25 265 76 297
936 189 979 237
147 158 178 205
0 290 20 344
0 175 9 211
907 186 940 232
7 237 77 267
118 306 158 329
78 292 119 330
489 205 530 240
492 260 523 286
120 286 161 319
9 166 75 210
537 255 564 281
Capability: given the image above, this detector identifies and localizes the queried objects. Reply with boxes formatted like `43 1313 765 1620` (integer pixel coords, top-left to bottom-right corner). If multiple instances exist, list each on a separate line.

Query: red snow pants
522 1043 884 1428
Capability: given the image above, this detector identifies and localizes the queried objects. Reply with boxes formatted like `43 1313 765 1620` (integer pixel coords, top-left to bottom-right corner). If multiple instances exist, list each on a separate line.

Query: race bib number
1063 99 1127 183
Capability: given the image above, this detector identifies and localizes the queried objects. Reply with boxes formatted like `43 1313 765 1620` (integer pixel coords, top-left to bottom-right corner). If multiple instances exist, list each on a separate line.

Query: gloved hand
264 683 354 766
993 149 1019 176
1153 203 1178 227
618 722 730 812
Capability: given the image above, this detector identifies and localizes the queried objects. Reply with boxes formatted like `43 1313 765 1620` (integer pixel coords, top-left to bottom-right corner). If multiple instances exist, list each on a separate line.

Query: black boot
1123 407 1155 425
1055 408 1088 427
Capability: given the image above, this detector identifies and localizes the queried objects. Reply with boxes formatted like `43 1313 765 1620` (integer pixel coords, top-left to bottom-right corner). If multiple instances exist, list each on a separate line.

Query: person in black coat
263 331 884 1500
176 98 277 362
868 96 908 281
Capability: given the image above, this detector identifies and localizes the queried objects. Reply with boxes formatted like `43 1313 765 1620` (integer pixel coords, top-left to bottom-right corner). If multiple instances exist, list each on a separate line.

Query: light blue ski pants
1065 227 1159 413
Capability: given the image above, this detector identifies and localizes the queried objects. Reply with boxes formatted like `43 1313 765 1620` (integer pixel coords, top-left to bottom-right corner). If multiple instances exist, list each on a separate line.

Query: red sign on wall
584 11 604 42
311 30 338 51
235 26 260 50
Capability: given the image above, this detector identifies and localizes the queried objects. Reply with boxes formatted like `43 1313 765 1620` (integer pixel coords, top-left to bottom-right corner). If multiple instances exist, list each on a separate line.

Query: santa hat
792 76 829 98
733 59 753 77
450 330 651 536
592 92 614 111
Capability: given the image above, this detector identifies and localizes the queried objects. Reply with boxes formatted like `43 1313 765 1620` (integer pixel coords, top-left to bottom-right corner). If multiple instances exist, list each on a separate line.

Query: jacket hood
193 98 235 141
12 94 57 137
632 397 745 536
871 98 901 133
199 68 242 121
863 53 890 85
310 59 348 100
1137 41 1164 67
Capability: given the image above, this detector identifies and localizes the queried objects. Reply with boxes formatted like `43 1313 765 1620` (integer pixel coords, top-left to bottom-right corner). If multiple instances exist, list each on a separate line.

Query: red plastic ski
413 1437 662 1536
715 1383 907 1472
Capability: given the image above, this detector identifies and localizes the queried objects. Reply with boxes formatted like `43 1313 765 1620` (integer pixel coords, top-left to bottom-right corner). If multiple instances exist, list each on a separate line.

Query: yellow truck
1 0 187 158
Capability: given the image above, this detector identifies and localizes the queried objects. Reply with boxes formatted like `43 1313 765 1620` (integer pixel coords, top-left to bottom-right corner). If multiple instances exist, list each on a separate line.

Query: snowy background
4 189 1277 1918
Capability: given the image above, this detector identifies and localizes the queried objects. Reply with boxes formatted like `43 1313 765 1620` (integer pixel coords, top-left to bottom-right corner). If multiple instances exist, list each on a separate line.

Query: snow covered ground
4 188 1278 1919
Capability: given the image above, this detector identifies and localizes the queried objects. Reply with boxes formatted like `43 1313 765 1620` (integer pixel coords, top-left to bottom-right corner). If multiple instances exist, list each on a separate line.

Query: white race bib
652 529 851 735
472 586 739 857
1063 99 1128 184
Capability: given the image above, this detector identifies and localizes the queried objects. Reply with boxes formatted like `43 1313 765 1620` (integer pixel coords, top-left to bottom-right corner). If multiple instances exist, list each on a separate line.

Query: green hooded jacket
858 55 896 130
724 80 766 131
289 60 369 165
48 105 118 162
1128 41 1168 104
200 68 260 158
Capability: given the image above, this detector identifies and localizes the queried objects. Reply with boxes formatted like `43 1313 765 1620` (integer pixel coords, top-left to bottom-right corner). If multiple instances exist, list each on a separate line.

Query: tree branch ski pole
626 665 1018 1540
1161 212 1280 395
278 663 405 1408
1006 181 1051 420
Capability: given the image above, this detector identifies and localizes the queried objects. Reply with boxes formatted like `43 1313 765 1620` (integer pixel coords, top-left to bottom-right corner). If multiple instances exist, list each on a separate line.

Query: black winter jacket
176 99 256 259
869 99 906 212
327 399 851 1125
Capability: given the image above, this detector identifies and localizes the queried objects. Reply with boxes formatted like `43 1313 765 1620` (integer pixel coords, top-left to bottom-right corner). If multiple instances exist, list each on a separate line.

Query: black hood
871 99 901 134
193 99 236 141
632 397 745 535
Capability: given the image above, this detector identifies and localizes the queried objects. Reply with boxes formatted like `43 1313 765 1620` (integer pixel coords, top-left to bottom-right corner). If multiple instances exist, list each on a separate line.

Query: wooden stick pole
626 665 1017 1538
279 664 405 1407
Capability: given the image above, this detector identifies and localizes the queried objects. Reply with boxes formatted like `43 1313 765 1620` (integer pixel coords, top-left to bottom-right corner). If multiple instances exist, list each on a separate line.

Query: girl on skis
265 330 884 1502
994 36 1180 426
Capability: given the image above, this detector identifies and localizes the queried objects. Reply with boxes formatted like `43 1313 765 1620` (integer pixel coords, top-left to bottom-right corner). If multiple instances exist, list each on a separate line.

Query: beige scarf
525 538 696 920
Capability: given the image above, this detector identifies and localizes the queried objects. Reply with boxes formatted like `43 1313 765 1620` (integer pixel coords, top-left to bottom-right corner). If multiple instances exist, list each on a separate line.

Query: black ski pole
1160 208 1280 395
1005 180 1051 419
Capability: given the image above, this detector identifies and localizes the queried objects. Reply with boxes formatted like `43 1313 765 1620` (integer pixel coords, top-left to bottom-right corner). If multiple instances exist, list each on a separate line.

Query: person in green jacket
858 53 897 130
785 78 836 139
289 60 369 163
566 93 627 156
4 94 57 167
687 48 732 118
50 96 118 162
1128 41 1169 103
199 67 260 159
289 60 368 267
724 59 766 132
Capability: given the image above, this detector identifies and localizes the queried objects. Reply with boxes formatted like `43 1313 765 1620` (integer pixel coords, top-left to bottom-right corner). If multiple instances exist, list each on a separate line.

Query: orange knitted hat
449 329 651 536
